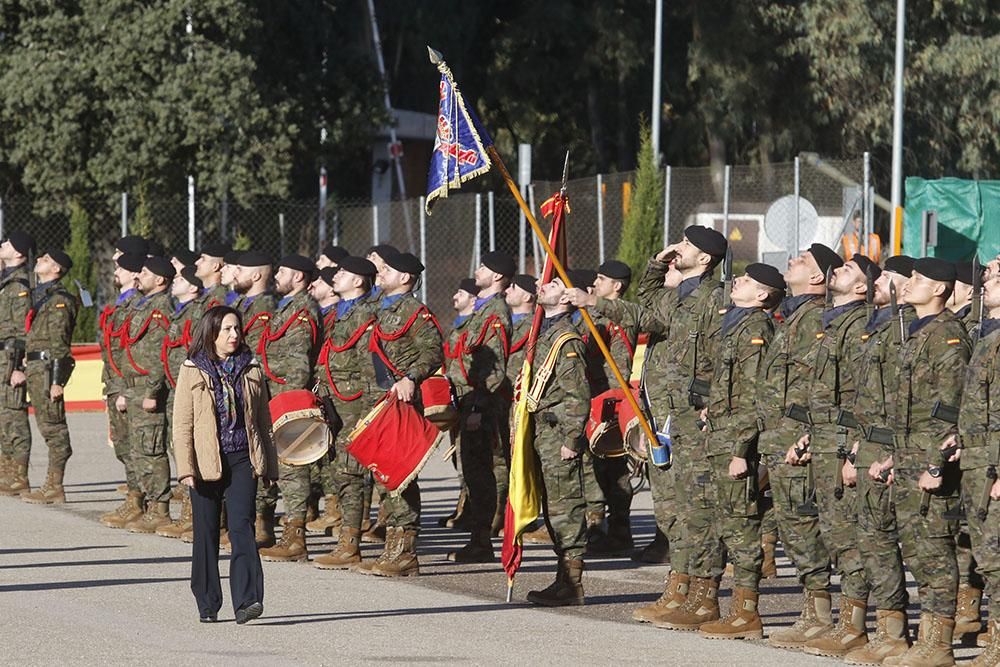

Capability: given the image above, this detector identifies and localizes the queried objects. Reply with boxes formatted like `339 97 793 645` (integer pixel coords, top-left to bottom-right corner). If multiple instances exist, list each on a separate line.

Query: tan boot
761 532 778 579
447 528 495 563
585 509 606 546
180 528 194 543
768 589 834 649
652 577 720 630
526 558 584 607
0 462 29 496
101 491 144 528
353 525 401 575
633 572 691 623
255 507 276 548
0 454 12 485
313 527 362 570
521 524 553 544
126 501 172 533
369 527 420 577
698 587 764 639
156 494 193 538
361 504 387 544
980 620 993 648
972 619 1000 667
803 596 868 656
305 495 343 535
21 468 66 504
170 484 187 503
883 613 955 667
632 528 670 564
116 483 128 495
956 585 984 635
845 609 911 665
259 518 308 562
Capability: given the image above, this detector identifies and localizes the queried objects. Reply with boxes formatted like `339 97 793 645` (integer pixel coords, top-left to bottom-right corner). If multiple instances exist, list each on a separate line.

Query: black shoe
235 602 263 625
199 614 218 623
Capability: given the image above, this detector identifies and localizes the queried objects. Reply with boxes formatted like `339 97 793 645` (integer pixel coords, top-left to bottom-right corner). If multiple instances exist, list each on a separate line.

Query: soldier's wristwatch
927 465 943 478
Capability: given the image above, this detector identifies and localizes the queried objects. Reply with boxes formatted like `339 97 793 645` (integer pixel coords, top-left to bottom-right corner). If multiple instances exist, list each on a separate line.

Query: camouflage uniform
198 283 229 314
955 304 985 594
501 314 533 504
99 288 143 493
891 309 971 617
0 265 32 469
162 297 201 449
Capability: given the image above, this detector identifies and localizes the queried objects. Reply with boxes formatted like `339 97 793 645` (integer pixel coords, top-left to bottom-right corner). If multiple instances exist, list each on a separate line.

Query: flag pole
486 146 659 451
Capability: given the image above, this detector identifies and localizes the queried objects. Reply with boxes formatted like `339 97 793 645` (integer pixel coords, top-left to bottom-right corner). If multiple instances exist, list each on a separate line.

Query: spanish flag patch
947 338 961 345
861 334 870 342
750 338 765 346
566 351 578 358
56 303 66 309
815 332 825 339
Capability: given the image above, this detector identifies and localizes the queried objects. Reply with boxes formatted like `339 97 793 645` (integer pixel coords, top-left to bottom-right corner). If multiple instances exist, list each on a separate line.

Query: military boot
447 528 495 563
526 558 585 607
0 454 12 485
255 506 276 548
370 527 420 577
127 501 172 533
803 596 868 656
972 619 1000 667
21 468 66 504
956 585 984 635
633 572 690 623
698 587 764 640
353 526 401 576
585 509 606 546
259 518 308 562
767 589 834 649
313 527 362 570
305 495 342 535
438 487 468 528
156 493 193 538
101 491 145 528
170 484 187 503
0 462 29 496
180 528 194 543
305 492 320 525
761 532 778 579
632 528 670 564
845 609 911 665
521 523 553 544
883 613 955 667
116 483 128 495
361 505 387 544
980 621 993 648
652 576 720 630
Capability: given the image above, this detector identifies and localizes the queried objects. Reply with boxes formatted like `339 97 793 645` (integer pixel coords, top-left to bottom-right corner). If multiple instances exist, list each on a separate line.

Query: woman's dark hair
188 305 247 361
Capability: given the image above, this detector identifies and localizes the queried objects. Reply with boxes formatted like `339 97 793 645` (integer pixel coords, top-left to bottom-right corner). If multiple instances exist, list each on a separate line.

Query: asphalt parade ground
1 413 981 665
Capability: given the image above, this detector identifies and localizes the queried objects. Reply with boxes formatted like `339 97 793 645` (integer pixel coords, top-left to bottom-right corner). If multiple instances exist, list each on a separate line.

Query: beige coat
172 358 278 482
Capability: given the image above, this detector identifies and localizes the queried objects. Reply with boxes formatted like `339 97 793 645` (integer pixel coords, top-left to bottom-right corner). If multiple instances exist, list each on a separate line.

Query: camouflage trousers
0 380 29 463
122 385 169 503
457 398 501 533
26 361 71 471
674 429 725 578
957 528 984 589
811 443 869 600
706 452 763 591
856 472 908 610
533 421 587 561
107 394 140 493
648 454 684 571
895 467 960 617
964 466 1000 617
330 402 370 531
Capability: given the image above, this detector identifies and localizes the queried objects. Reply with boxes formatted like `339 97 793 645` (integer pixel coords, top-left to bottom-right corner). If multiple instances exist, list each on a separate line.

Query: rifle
889 280 905 343
824 266 833 310
865 265 875 321
972 255 983 343
721 246 734 313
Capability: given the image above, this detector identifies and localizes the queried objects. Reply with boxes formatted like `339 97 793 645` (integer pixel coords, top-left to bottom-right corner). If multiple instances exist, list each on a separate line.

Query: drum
420 374 458 430
269 390 331 466
618 390 648 461
586 389 627 458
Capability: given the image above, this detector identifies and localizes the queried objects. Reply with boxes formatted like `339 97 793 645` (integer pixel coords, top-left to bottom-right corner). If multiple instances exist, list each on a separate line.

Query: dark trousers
190 450 264 617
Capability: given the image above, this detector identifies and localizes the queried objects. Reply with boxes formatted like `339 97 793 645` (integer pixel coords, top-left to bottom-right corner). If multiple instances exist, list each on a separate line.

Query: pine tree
616 123 664 298
65 201 97 343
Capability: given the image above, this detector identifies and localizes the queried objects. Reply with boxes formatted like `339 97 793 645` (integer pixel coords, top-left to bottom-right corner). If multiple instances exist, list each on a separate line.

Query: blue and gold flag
425 47 492 215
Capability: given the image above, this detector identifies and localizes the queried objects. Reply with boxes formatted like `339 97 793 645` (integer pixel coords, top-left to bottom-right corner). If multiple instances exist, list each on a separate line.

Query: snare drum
269 390 332 466
586 389 627 458
420 374 458 431
618 390 648 461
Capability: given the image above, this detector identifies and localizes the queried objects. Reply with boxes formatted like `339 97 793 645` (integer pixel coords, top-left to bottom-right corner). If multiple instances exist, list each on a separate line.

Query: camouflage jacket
316 293 379 406
443 293 510 402
706 308 773 457
259 289 321 392
366 292 444 390
891 309 971 470
506 313 533 389
25 279 79 363
584 297 642 396
120 289 172 399
234 292 278 355
958 323 1000 471
958 304 978 337
100 289 141 396
526 312 589 453
0 264 31 383
198 283 229 316
162 298 201 390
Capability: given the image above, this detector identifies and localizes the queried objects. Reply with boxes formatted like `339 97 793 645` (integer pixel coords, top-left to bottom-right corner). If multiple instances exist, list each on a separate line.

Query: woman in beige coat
173 305 278 624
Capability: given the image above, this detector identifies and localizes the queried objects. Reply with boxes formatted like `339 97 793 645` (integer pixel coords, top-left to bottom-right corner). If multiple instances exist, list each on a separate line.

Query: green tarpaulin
904 177 1000 261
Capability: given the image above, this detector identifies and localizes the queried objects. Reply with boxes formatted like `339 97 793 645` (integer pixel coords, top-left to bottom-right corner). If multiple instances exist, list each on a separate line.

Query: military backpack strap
526 330 583 412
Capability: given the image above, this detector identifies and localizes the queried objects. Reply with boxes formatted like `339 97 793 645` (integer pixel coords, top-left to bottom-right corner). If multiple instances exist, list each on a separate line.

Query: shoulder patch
947 338 961 345
17 291 27 297
750 338 765 346
565 351 578 358
56 302 66 308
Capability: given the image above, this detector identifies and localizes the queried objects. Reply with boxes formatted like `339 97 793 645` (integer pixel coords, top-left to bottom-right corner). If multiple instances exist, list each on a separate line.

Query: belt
809 408 839 425
120 376 141 388
26 351 52 362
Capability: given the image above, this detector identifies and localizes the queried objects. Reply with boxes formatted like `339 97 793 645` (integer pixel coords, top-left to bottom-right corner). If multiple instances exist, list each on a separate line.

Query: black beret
338 255 377 278
47 249 73 272
277 254 317 277
145 239 164 257
384 251 424 275
913 257 956 283
512 274 537 295
481 251 515 277
598 260 631 281
566 269 597 288
144 256 176 280
238 251 272 268
322 244 350 264
223 250 243 265
319 266 338 287
808 243 844 276
746 263 787 291
5 230 36 257
180 265 203 290
884 255 915 277
171 248 199 267
684 225 727 258
852 254 882 282
954 261 982 286
458 278 479 295
116 253 145 273
201 242 230 259
366 244 399 260
116 235 148 256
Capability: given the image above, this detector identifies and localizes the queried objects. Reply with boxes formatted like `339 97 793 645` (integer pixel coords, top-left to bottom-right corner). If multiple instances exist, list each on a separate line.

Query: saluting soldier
17 250 79 504
316 243 349 270
194 243 230 313
0 231 36 497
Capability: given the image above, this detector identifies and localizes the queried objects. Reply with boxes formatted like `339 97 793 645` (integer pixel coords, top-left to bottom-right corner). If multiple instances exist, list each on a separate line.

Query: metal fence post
793 157 800 257
472 193 482 275
863 151 871 256
487 191 496 252
663 165 671 245
187 176 195 251
528 184 541 276
419 196 427 304
0 196 4 240
722 165 731 239
372 203 379 245
121 192 128 237
279 213 286 257
596 174 606 264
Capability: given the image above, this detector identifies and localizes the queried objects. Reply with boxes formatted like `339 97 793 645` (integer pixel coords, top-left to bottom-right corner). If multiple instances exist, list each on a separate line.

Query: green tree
616 123 663 297
65 201 97 343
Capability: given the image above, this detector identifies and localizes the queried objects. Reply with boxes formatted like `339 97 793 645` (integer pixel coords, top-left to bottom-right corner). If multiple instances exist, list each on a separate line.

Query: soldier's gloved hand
115 395 128 412
842 459 857 487
141 398 157 412
391 376 416 403
560 445 579 461
728 456 748 480
918 469 942 492
49 384 64 401
9 369 25 387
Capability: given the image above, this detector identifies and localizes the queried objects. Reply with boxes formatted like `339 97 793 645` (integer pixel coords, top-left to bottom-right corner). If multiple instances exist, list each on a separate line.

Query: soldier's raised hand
563 288 595 308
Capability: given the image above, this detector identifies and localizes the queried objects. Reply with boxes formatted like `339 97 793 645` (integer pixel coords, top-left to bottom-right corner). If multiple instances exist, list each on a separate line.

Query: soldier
170 248 199 274
355 250 443 577
759 244 842 650
221 251 243 306
312 256 379 570
194 243 230 311
951 261 979 334
0 231 35 497
445 251 513 563
694 263 784 639
879 258 971 666
256 255 322 562
365 244 399 298
956 272 1000 665
521 273 589 606
316 243 349 270
503 274 537 539
17 250 79 504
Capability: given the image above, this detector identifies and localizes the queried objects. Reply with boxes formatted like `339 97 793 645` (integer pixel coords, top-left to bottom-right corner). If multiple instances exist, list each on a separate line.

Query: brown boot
170 484 187 503
305 495 343 535
845 609 911 665
156 493 193 538
255 507 276 548
804 596 869 656
972 619 1000 667
956 585 984 635
521 524 553 544
101 491 145 528
526 558 584 607
126 501 172 533
652 576 720 630
883 613 955 667
0 462 29 496
259 518 308 562
0 454 12 485
361 505 387 543
313 527 362 570
768 589 834 649
447 528 495 563
633 572 690 623
369 527 420 577
698 587 764 639
761 532 778 579
980 620 993 648
438 487 469 528
632 528 670 564
21 468 66 504
353 525 401 576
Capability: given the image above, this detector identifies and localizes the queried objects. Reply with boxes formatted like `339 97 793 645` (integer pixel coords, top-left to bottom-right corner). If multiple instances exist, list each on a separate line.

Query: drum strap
259 307 319 385
318 318 375 401
160 319 194 388
526 331 582 412
121 310 170 376
443 314 510 383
